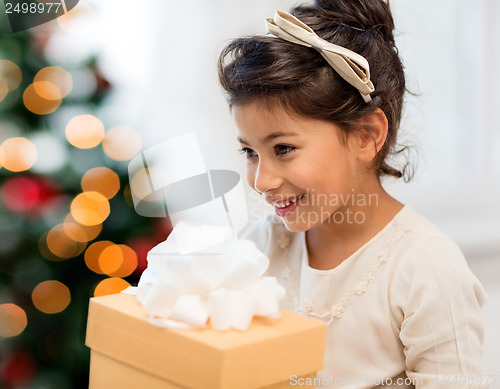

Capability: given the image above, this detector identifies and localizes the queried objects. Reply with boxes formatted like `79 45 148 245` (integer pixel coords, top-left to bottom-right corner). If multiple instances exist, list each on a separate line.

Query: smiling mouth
273 194 305 217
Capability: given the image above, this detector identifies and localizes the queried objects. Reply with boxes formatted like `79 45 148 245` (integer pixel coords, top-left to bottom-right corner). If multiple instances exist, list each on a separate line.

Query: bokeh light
64 213 102 242
0 77 7 103
61 222 87 243
98 244 122 275
70 191 110 226
0 145 4 169
57 1 97 33
34 67 73 99
65 114 105 149
99 244 138 277
130 168 163 202
0 60 22 94
122 183 134 207
45 224 87 260
0 137 37 172
0 303 27 337
32 81 61 100
102 126 142 161
81 167 120 199
23 83 62 115
31 281 71 314
93 278 130 297
111 245 138 278
1 176 41 212
84 240 113 274
0 351 36 387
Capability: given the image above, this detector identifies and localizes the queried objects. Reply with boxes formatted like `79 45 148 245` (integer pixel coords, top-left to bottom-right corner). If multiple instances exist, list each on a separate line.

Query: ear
356 108 388 163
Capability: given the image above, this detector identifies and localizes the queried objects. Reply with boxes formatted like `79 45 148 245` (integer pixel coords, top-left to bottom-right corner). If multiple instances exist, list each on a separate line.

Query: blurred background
0 0 498 388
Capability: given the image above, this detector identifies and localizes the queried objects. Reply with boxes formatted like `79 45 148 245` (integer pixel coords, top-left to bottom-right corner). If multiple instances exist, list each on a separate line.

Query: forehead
234 102 307 136
233 101 341 145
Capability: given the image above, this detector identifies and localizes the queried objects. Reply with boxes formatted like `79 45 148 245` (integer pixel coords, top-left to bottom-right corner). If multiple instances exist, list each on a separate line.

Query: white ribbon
124 222 286 331
265 11 375 102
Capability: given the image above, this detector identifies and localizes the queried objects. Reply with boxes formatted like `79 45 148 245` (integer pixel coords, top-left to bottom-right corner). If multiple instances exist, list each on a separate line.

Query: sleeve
390 234 489 389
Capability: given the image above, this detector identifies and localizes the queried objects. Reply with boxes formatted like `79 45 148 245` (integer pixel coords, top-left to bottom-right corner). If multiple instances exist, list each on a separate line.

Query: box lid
86 293 326 389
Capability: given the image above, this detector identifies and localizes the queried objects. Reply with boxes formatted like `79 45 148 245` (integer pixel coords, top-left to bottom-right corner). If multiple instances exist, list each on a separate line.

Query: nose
252 159 282 194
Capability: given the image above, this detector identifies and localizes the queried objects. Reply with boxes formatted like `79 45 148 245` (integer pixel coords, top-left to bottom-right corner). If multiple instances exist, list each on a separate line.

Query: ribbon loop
265 11 375 102
125 224 285 331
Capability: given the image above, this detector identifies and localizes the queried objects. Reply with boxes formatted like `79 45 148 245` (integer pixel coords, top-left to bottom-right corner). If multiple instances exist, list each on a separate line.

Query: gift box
86 293 327 389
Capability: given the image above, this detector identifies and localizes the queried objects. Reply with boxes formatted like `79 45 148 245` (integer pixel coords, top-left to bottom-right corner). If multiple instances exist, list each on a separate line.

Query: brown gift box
86 293 327 388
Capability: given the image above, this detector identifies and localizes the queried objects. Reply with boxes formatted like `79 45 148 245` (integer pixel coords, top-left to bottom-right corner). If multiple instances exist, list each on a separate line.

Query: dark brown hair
218 0 411 180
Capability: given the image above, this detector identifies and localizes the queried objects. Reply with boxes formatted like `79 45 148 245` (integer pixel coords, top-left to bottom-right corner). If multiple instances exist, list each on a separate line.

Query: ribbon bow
266 11 375 102
125 222 286 331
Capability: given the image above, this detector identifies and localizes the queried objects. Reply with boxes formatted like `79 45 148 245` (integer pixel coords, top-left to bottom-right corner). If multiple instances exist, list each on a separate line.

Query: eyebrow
237 131 299 145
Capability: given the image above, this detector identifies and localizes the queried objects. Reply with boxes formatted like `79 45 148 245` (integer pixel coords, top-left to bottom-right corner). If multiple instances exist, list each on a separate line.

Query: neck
305 182 403 270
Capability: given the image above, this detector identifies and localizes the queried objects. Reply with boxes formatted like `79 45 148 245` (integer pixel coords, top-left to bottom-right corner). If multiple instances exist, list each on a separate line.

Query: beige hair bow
266 10 375 102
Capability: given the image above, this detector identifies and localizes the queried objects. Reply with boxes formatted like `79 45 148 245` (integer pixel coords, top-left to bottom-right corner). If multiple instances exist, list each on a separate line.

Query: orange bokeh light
81 167 120 199
98 244 122 275
70 191 110 226
94 278 130 297
0 60 22 92
34 66 72 99
130 168 163 202
65 115 105 149
0 77 7 103
46 224 87 260
110 245 138 278
99 244 138 277
102 126 142 161
62 222 88 243
32 81 61 100
0 137 37 172
64 213 102 242
23 83 62 115
85 240 113 274
0 304 27 337
32 281 71 314
0 145 5 169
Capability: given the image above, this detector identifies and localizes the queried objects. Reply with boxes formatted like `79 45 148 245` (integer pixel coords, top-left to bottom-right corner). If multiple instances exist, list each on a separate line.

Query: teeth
275 200 293 208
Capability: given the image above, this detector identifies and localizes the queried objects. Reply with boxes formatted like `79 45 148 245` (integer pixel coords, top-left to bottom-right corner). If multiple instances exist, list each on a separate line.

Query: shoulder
393 206 471 274
241 213 281 252
389 206 487 308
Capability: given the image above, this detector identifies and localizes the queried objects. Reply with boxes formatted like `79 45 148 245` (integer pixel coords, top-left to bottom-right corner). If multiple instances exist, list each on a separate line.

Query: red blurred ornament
126 237 159 276
1 175 61 214
89 61 111 95
153 218 172 241
0 350 37 387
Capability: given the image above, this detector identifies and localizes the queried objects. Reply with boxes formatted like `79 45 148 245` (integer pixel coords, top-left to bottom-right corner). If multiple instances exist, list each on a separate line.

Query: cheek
288 163 326 189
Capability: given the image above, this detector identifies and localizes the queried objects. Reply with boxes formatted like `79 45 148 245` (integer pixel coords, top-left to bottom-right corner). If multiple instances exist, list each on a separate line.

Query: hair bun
313 0 395 44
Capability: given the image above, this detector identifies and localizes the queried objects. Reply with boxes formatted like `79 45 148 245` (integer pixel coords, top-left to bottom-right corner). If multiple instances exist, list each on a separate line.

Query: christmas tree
0 9 169 389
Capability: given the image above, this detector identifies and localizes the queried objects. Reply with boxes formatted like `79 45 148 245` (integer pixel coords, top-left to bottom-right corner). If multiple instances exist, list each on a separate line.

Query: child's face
234 102 371 232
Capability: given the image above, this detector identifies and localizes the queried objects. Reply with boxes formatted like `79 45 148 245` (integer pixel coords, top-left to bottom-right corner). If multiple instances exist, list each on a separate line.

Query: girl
218 0 488 388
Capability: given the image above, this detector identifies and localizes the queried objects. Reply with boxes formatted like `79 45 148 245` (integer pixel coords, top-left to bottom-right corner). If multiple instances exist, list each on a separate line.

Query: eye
239 147 257 159
274 144 295 156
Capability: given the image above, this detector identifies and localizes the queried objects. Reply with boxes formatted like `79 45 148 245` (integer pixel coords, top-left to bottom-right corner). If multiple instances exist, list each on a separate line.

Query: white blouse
243 205 488 388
